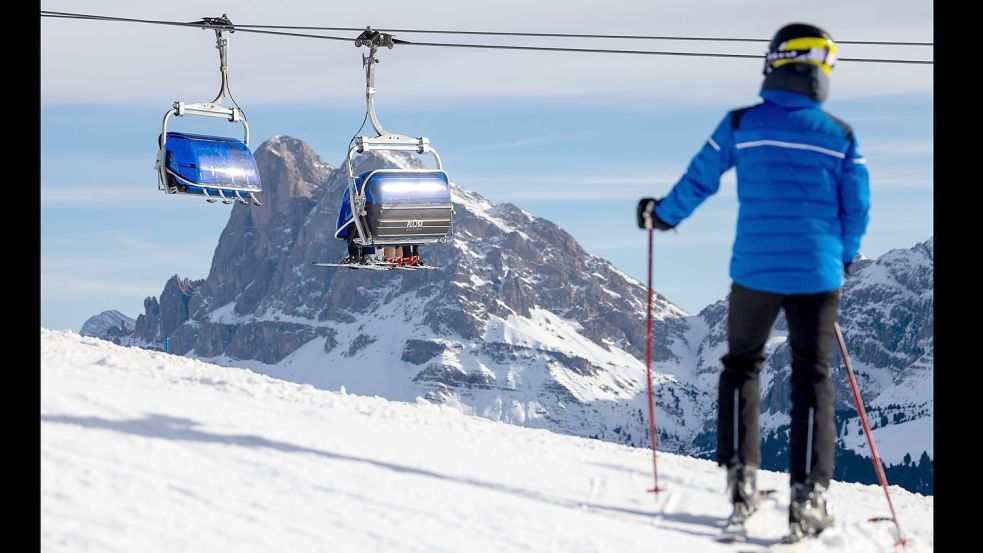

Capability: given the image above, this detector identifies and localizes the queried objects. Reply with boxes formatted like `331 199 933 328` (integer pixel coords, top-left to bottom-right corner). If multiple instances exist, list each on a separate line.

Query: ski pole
834 322 907 547
644 225 664 494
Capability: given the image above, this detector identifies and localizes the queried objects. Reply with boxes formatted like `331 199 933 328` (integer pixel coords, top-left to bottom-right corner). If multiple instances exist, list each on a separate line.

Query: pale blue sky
40 1 933 330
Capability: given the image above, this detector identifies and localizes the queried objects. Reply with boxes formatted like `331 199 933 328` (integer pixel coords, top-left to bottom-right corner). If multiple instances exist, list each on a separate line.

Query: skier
636 23 869 543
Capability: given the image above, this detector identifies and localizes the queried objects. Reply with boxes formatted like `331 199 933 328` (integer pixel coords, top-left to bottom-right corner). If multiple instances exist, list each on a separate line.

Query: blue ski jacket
654 88 870 295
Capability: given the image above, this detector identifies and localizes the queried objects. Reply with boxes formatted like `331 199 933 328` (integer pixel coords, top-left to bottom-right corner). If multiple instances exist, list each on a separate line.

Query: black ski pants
716 282 840 487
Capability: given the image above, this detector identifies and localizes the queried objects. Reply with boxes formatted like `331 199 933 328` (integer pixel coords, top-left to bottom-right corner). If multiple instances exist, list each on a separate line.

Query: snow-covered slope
41 330 932 553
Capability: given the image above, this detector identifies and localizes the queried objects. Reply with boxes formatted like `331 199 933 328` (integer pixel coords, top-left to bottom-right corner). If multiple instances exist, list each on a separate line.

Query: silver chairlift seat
335 169 453 245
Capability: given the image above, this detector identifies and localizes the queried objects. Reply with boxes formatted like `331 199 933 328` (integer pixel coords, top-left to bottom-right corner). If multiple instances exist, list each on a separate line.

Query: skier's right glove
636 197 673 231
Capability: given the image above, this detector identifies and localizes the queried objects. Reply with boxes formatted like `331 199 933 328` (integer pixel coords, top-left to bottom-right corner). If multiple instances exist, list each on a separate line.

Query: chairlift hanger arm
353 27 431 154
189 14 237 107
158 13 249 149
356 27 395 137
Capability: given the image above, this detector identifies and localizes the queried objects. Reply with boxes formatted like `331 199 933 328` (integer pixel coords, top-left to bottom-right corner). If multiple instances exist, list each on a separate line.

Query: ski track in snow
41 330 933 553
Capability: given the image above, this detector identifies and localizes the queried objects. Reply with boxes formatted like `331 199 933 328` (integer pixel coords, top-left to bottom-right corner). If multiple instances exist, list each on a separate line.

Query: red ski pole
644 227 665 494
834 322 907 547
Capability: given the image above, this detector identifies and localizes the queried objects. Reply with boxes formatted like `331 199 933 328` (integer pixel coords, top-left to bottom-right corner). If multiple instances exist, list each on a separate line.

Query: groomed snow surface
41 330 932 553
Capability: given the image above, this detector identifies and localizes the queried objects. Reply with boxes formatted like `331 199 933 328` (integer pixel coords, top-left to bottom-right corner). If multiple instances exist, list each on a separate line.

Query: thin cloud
463 171 738 201
41 186 162 205
870 178 933 189
41 273 163 302
43 241 215 275
457 133 591 152
863 140 934 156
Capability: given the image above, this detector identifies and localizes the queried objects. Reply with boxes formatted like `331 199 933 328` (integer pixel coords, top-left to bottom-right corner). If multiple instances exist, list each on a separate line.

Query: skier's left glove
636 197 673 231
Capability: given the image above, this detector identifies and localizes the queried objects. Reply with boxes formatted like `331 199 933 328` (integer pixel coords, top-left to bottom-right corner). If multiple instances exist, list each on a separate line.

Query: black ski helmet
762 23 837 102
764 23 837 76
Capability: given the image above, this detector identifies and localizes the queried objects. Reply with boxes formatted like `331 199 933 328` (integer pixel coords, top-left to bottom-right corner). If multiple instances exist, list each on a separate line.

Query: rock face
92 136 932 491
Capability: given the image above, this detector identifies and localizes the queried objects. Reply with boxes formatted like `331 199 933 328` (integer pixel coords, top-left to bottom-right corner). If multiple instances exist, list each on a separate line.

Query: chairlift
314 28 453 271
155 15 262 206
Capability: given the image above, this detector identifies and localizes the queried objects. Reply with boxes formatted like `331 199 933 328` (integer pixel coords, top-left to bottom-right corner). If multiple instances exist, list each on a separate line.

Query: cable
39 11 934 65
234 23 933 47
40 10 934 47
40 11 351 42
400 39 933 64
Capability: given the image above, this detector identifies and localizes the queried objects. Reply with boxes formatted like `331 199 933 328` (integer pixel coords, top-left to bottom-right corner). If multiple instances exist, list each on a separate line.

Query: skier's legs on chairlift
383 246 399 263
403 245 421 266
345 234 374 264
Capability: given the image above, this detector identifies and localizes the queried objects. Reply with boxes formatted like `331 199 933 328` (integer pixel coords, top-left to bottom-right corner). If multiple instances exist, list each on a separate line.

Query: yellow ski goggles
765 36 838 75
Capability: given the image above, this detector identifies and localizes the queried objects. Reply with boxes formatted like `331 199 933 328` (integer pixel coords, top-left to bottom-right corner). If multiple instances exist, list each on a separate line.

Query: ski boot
340 242 363 265
402 245 423 267
718 464 759 541
339 253 360 266
342 237 367 265
781 481 834 544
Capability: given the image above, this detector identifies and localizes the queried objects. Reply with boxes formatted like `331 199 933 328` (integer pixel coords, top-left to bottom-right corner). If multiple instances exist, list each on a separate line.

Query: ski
736 536 815 553
715 488 778 543
311 261 438 271
716 521 750 543
715 504 757 542
734 523 827 553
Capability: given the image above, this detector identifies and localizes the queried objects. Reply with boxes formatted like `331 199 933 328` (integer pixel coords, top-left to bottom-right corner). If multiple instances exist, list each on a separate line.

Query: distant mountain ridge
80 310 135 341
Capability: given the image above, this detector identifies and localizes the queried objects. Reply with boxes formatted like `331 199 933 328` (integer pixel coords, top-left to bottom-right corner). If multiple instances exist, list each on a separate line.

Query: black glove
636 197 673 230
844 262 852 277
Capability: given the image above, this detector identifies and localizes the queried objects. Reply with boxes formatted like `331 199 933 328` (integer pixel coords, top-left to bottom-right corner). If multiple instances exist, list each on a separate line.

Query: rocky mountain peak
249 135 332 218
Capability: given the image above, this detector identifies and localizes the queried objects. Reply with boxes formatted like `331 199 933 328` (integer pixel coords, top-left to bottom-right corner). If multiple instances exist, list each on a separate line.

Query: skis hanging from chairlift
311 261 438 271
155 15 263 206
314 27 454 271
